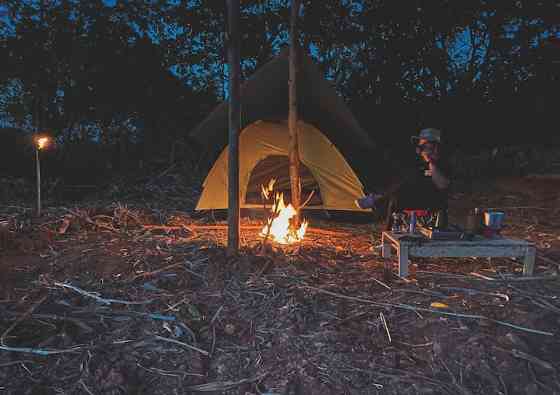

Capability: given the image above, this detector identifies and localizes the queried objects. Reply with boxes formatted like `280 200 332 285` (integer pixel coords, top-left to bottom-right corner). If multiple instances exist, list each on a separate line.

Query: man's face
416 139 439 162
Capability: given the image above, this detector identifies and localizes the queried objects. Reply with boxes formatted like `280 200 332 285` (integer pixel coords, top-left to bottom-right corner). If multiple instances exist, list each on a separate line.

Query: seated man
356 128 452 230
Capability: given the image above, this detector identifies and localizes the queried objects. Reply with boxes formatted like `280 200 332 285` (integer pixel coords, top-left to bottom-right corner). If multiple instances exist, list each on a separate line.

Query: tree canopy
0 0 558 158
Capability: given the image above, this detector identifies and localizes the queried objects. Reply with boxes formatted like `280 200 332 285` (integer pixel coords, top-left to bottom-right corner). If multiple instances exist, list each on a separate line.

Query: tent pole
289 0 302 226
227 0 240 253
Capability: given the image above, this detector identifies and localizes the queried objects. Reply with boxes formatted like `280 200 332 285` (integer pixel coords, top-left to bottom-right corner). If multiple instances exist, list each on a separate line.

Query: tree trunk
289 0 302 226
227 0 241 253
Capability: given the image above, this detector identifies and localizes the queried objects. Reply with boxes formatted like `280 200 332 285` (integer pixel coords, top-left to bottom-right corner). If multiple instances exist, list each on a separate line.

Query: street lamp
34 135 51 216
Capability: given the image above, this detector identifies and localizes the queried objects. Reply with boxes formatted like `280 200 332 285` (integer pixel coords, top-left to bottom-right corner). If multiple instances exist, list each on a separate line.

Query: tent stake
227 0 240 253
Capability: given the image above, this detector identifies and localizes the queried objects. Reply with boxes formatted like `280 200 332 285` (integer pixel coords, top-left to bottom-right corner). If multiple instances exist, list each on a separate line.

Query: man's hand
421 151 431 163
422 152 436 176
421 150 437 164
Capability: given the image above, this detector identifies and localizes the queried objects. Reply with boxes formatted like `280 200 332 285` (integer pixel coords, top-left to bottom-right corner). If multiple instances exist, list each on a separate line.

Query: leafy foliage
0 0 558 180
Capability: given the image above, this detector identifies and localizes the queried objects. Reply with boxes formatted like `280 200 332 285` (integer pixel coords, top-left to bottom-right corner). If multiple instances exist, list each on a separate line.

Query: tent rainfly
191 49 375 212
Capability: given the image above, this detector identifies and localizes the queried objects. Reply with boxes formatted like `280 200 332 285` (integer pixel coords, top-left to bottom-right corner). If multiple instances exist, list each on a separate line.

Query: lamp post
35 136 50 216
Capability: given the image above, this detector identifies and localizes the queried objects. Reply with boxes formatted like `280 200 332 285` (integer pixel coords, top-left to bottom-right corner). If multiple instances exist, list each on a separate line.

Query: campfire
259 179 308 244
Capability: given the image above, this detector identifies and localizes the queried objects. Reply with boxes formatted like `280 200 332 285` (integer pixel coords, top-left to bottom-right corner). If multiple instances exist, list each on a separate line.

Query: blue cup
484 211 505 230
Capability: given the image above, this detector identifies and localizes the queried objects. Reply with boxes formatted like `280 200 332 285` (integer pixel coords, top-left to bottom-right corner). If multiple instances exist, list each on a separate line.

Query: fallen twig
415 271 471 279
303 285 554 336
54 282 153 305
182 262 207 281
439 287 510 302
185 373 267 392
379 312 391 343
144 313 176 321
502 273 558 281
300 190 315 209
372 277 392 290
143 224 194 233
65 208 116 232
260 195 282 251
209 305 224 326
1 312 94 333
537 253 560 267
132 261 185 281
470 272 558 282
1 294 47 345
137 362 188 379
498 375 509 395
79 380 95 395
494 346 556 371
0 345 84 356
394 341 433 348
153 335 208 356
0 360 35 368
344 364 459 395
531 298 560 315
469 272 496 280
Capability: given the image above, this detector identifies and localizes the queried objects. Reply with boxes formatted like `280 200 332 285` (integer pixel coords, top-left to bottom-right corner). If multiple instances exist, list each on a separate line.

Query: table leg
382 234 392 259
523 247 536 276
398 245 409 278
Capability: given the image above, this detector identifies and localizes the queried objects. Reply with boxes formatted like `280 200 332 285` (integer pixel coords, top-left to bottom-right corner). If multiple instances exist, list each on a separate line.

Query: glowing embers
260 179 308 245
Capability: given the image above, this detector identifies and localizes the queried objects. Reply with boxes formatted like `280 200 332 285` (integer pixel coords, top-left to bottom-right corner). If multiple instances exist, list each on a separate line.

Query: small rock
224 323 235 335
414 319 430 329
502 332 529 352
432 339 444 357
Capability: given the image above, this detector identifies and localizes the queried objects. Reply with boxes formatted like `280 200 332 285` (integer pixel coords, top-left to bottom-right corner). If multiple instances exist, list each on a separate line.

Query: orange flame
260 191 308 244
37 137 50 150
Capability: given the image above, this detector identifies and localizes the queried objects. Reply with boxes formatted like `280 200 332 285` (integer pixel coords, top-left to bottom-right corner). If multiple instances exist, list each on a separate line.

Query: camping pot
484 211 505 230
466 207 483 234
465 213 479 234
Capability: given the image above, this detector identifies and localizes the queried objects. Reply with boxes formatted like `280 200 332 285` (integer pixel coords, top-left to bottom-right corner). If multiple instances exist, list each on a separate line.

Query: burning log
259 177 308 247
260 192 308 245
260 190 282 249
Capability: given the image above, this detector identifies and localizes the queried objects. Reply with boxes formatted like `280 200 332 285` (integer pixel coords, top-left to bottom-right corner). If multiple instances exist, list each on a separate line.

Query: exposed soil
0 177 559 394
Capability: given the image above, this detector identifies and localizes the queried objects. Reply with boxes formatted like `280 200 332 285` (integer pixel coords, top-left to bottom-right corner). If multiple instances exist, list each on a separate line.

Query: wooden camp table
381 231 536 278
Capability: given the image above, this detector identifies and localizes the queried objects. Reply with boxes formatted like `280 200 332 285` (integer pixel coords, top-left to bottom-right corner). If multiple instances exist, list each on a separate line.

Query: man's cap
411 128 441 144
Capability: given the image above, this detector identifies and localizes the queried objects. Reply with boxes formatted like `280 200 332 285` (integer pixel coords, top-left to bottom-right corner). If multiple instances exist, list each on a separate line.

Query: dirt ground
1 177 559 394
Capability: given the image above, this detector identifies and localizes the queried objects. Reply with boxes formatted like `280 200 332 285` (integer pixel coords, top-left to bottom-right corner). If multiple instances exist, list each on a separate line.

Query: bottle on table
475 208 484 233
434 209 448 230
409 211 417 233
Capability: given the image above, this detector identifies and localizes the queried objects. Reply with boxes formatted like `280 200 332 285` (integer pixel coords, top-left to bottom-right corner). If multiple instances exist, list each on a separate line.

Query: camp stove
482 227 502 238
417 224 463 240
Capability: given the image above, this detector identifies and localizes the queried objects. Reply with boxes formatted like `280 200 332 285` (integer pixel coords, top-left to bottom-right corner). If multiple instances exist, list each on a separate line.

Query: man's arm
429 161 450 190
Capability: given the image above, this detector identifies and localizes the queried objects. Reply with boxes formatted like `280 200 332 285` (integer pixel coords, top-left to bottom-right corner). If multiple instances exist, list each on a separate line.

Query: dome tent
190 49 375 211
